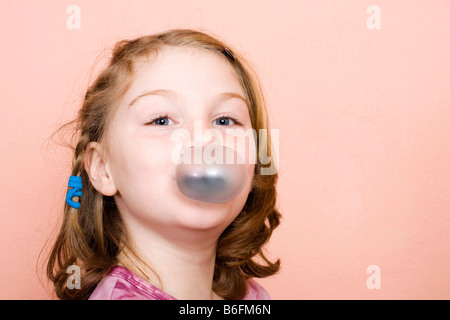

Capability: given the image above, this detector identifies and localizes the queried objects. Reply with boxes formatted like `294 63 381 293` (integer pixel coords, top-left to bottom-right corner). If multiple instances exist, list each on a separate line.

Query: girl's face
103 46 255 234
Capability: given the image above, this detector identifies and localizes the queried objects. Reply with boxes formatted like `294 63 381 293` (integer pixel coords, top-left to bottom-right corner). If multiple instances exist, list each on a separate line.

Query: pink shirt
89 265 271 300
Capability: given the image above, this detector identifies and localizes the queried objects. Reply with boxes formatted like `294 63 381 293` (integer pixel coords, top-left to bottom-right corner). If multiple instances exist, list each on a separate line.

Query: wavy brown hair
46 29 281 300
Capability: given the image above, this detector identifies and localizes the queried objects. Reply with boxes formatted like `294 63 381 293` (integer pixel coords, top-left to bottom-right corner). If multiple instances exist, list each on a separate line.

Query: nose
183 119 219 150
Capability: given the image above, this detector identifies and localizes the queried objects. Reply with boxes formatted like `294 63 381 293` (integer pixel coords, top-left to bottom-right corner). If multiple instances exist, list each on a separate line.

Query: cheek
228 164 255 220
110 131 176 191
245 164 255 195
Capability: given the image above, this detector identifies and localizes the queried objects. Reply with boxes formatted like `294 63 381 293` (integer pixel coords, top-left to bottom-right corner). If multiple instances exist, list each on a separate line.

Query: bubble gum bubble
175 146 246 203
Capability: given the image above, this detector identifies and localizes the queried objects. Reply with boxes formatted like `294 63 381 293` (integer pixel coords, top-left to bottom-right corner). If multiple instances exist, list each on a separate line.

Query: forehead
125 45 246 102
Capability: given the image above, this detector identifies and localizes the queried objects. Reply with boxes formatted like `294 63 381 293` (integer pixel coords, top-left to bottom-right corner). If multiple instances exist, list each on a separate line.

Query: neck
117 213 224 300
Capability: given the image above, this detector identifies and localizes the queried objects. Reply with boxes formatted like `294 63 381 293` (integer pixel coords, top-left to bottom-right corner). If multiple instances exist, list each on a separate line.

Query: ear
84 142 117 196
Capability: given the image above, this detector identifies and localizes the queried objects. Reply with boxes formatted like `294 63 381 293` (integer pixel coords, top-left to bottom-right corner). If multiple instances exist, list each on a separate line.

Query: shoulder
89 266 175 300
243 279 271 300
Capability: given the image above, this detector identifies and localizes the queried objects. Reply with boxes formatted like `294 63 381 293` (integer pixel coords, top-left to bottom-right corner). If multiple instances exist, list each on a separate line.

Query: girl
47 29 281 300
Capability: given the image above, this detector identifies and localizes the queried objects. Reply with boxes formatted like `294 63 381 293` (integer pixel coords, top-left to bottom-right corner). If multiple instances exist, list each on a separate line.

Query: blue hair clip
66 175 83 209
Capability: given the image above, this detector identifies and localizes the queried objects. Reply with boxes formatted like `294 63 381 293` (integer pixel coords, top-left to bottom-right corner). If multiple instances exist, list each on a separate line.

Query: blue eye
147 115 174 126
214 117 237 126
154 117 171 125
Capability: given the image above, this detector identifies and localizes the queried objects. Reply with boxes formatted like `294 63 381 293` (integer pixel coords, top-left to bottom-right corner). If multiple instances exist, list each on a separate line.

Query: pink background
1 0 449 299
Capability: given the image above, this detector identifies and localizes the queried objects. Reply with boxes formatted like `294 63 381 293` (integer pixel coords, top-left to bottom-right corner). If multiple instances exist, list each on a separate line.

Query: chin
172 200 240 232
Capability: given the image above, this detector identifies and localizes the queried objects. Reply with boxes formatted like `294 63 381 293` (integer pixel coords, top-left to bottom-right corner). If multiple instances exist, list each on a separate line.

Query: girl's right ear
84 142 118 196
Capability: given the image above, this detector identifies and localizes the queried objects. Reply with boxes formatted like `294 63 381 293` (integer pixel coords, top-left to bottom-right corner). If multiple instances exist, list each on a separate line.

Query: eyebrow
128 89 248 108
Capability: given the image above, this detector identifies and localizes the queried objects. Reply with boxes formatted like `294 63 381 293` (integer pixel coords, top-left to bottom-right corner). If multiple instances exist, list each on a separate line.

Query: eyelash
145 113 241 125
145 112 173 125
215 113 242 126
